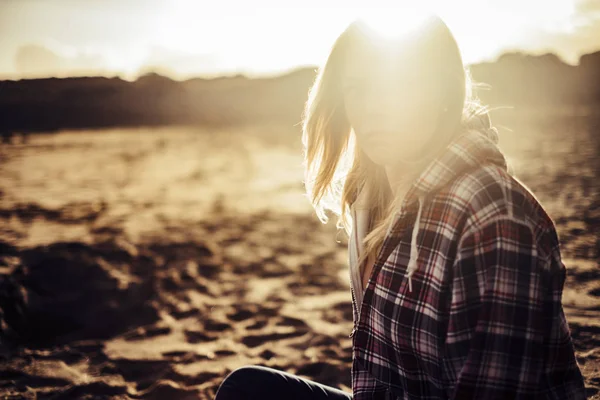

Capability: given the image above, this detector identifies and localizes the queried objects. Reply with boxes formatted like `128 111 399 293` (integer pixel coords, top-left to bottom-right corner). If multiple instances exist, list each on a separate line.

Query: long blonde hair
301 14 492 268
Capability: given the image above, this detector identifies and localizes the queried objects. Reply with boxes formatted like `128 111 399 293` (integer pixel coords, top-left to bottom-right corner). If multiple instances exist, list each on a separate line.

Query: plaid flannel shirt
349 122 587 400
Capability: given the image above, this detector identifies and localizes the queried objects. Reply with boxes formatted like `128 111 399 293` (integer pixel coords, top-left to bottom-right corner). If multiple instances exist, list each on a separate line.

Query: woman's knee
215 365 272 399
224 365 264 382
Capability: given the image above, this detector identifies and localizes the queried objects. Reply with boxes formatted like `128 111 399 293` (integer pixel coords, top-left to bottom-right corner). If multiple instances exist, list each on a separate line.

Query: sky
0 0 599 81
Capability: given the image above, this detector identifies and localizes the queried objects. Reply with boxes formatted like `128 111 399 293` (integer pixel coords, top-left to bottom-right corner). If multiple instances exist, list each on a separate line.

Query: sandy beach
0 114 598 399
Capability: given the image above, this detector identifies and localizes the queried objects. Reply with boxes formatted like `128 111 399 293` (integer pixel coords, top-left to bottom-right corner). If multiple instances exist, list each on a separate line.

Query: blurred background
0 1 599 399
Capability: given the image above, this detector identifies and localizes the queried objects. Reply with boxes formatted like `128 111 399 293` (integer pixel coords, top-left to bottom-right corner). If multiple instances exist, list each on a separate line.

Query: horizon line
1 46 599 84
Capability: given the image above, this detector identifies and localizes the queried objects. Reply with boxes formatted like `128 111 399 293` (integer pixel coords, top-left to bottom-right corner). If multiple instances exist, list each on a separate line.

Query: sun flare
355 6 435 41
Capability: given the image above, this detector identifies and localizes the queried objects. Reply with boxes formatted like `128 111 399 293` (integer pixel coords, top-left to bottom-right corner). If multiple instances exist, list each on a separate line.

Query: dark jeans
214 365 353 400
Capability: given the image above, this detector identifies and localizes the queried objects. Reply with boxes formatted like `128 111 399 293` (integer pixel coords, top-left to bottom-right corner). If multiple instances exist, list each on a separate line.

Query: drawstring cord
405 194 424 293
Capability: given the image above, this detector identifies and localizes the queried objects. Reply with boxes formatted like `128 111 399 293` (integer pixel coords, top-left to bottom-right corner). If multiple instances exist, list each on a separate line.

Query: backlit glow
0 0 595 79
356 6 434 41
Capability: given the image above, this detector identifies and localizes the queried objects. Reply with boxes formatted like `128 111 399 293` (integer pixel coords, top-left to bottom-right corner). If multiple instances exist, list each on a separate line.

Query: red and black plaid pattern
350 126 587 400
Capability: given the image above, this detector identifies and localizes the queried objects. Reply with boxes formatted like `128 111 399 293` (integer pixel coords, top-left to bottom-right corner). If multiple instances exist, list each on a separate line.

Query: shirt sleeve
445 214 549 399
535 224 587 398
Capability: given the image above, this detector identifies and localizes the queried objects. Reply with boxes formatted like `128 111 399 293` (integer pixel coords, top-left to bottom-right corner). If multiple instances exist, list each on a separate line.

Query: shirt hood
404 112 508 204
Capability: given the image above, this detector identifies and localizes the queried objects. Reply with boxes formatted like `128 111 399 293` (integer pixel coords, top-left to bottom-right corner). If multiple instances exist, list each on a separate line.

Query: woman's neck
385 163 422 199
384 138 445 197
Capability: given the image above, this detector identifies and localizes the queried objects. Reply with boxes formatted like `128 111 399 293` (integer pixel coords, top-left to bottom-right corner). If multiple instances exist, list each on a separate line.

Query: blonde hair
301 14 492 269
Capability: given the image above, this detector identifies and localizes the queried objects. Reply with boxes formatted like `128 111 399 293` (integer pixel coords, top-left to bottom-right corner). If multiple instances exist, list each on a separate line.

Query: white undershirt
349 206 371 310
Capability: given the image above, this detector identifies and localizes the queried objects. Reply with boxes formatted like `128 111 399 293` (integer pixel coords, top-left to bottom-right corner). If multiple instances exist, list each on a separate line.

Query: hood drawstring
405 194 424 293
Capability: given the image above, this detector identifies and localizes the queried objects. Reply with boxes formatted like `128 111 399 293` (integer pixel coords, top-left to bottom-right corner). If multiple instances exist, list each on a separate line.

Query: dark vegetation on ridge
0 50 599 135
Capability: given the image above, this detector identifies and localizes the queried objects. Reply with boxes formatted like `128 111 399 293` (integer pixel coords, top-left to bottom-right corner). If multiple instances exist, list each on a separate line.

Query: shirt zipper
349 287 358 338
349 208 405 339
349 207 360 338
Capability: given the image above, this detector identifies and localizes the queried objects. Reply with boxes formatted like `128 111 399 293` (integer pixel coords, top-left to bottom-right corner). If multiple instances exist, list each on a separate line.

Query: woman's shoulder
443 163 556 238
441 163 567 277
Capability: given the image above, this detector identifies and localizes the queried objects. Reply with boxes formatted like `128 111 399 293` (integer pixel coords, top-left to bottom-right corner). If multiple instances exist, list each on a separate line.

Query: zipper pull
349 326 357 338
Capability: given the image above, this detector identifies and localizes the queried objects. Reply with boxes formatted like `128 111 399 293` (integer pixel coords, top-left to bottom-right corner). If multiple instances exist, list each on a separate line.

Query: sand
0 116 598 399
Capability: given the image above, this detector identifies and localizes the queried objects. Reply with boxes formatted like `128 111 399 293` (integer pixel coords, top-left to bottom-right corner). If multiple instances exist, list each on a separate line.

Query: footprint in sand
203 318 232 332
246 319 269 330
241 330 308 348
569 322 600 353
122 325 171 341
588 287 600 297
184 329 218 343
275 316 309 328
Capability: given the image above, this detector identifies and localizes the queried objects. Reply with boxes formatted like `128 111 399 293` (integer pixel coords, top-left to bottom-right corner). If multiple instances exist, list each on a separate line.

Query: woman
214 12 587 400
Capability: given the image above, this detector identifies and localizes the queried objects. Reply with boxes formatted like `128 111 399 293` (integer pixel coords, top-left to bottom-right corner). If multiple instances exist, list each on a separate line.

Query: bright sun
356 6 435 40
141 0 581 78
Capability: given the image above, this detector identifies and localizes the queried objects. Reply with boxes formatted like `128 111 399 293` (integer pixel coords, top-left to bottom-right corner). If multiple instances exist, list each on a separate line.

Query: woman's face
341 40 444 168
